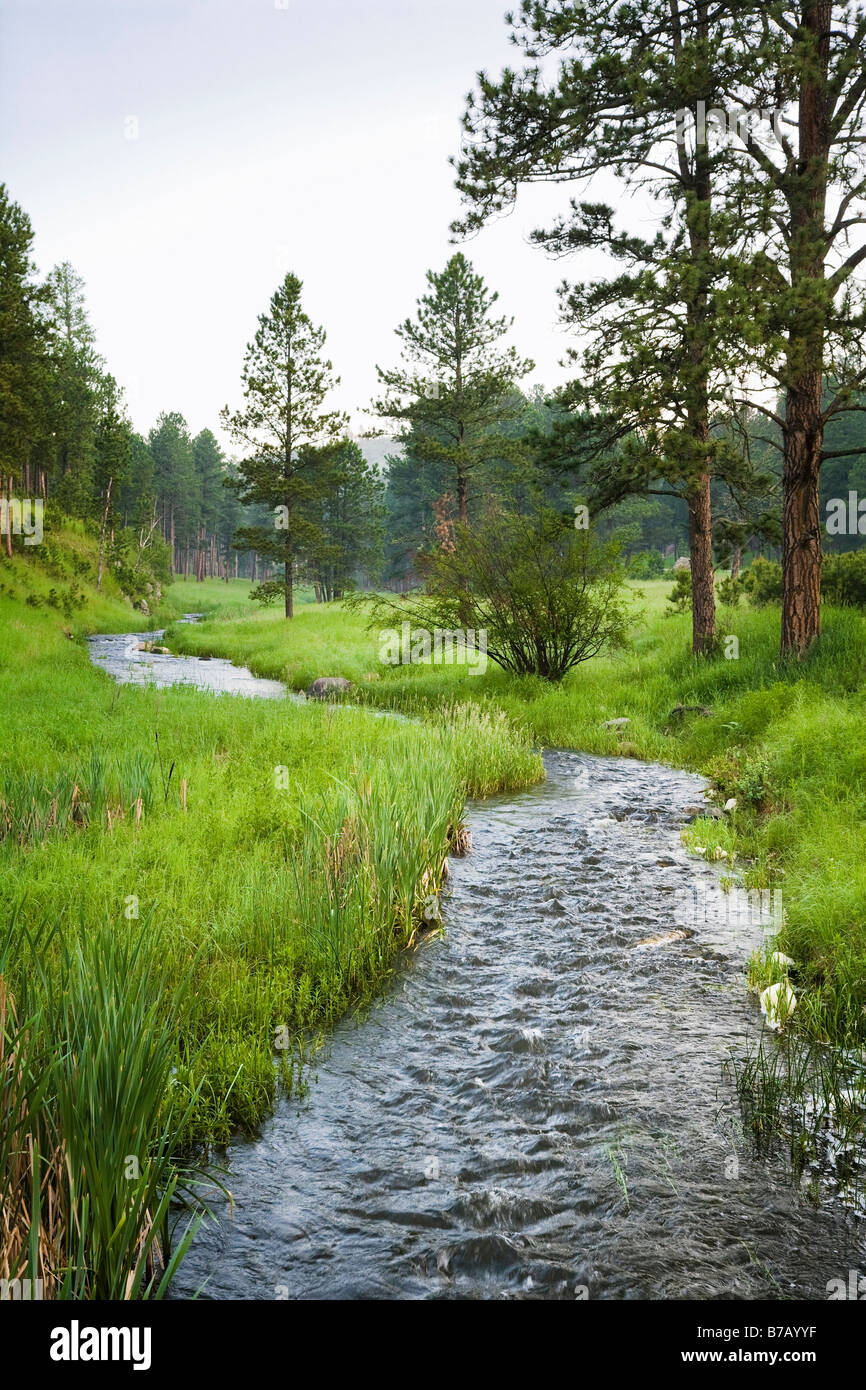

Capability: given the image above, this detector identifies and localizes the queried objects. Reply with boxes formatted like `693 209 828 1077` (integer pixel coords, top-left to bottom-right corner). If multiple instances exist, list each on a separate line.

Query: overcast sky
1 0 644 449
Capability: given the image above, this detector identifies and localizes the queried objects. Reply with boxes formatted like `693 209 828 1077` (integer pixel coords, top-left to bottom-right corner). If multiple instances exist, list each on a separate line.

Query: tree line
0 187 383 606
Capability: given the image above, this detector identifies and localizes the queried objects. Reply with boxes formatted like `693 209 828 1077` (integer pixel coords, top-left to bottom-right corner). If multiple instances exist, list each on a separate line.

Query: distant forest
3 183 866 609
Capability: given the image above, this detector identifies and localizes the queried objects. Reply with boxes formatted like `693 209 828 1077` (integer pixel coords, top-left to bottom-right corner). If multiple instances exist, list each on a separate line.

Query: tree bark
781 370 823 654
688 471 716 653
97 477 113 591
779 0 830 657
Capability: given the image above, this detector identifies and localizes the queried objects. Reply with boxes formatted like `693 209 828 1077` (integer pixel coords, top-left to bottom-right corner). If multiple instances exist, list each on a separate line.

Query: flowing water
90 637 866 1300
88 621 291 700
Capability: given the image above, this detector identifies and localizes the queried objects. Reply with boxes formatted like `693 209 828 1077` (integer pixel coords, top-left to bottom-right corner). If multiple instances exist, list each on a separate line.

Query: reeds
0 753 156 845
727 1031 866 1208
0 913 209 1300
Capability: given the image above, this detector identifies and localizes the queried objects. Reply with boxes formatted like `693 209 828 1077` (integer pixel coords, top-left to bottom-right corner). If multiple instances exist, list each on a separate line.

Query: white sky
0 0 647 449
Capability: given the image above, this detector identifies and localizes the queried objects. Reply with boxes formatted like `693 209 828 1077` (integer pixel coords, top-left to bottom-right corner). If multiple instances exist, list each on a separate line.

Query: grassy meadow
4 529 866 1296
0 532 540 1296
169 577 866 1052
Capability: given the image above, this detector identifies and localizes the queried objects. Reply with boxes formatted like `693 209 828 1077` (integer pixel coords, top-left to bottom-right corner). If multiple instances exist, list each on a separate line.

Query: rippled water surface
88 625 290 700
164 749 864 1301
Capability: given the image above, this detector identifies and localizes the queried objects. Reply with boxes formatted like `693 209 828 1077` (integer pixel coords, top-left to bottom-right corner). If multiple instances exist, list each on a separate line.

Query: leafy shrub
628 549 665 578
823 551 866 607
705 747 777 812
353 507 631 682
742 556 783 606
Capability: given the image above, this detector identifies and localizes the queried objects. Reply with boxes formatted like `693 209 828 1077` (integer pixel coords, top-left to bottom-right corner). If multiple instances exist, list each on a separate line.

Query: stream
90 633 866 1300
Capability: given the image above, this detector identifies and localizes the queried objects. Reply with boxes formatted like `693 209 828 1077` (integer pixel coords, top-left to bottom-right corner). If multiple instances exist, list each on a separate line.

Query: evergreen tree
452 0 753 653
721 2 866 654
373 254 533 526
0 184 47 554
43 261 103 517
222 273 347 617
307 440 384 599
149 411 196 575
92 377 132 591
192 429 225 581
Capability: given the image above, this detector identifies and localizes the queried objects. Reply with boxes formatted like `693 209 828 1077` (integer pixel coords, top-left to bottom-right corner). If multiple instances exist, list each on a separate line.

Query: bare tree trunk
780 0 830 657
688 472 716 653
782 371 823 654
97 477 113 591
285 549 294 619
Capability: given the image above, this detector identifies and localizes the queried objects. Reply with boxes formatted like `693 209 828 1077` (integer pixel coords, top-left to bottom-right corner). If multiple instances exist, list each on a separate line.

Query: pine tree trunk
97 478 113 591
778 0 830 657
688 472 716 654
781 370 823 655
456 442 468 524
731 545 742 581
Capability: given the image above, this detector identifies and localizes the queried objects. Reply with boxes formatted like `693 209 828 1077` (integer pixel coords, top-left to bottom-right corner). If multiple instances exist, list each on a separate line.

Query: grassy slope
169 579 866 1049
1 538 541 1147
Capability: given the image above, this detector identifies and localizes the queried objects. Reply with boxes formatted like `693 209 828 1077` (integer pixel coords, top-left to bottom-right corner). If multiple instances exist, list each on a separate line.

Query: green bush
823 550 866 607
629 549 665 578
742 555 783 606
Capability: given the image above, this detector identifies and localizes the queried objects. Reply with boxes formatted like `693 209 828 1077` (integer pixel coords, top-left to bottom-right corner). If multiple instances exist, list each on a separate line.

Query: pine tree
149 412 196 575
373 254 533 526
192 429 225 581
720 2 866 655
307 440 384 599
451 1 753 653
93 377 131 591
0 184 47 554
43 261 103 517
222 273 347 617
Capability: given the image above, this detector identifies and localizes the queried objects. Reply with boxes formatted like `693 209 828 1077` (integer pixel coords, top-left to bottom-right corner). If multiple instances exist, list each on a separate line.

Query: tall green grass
0 915 208 1299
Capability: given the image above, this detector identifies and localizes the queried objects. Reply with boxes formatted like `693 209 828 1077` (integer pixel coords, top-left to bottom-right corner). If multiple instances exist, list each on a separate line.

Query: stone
601 717 630 728
769 950 795 969
136 598 150 615
306 676 353 700
667 703 714 723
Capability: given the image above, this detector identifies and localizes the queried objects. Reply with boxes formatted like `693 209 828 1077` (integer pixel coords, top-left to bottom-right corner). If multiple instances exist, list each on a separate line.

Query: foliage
373 253 533 528
355 508 630 682
822 551 866 608
742 557 783 607
666 567 693 614
629 549 665 579
221 272 347 618
716 574 742 608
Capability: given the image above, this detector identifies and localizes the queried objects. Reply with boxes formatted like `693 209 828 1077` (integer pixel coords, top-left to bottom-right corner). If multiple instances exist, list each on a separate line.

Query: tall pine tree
222 273 347 617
